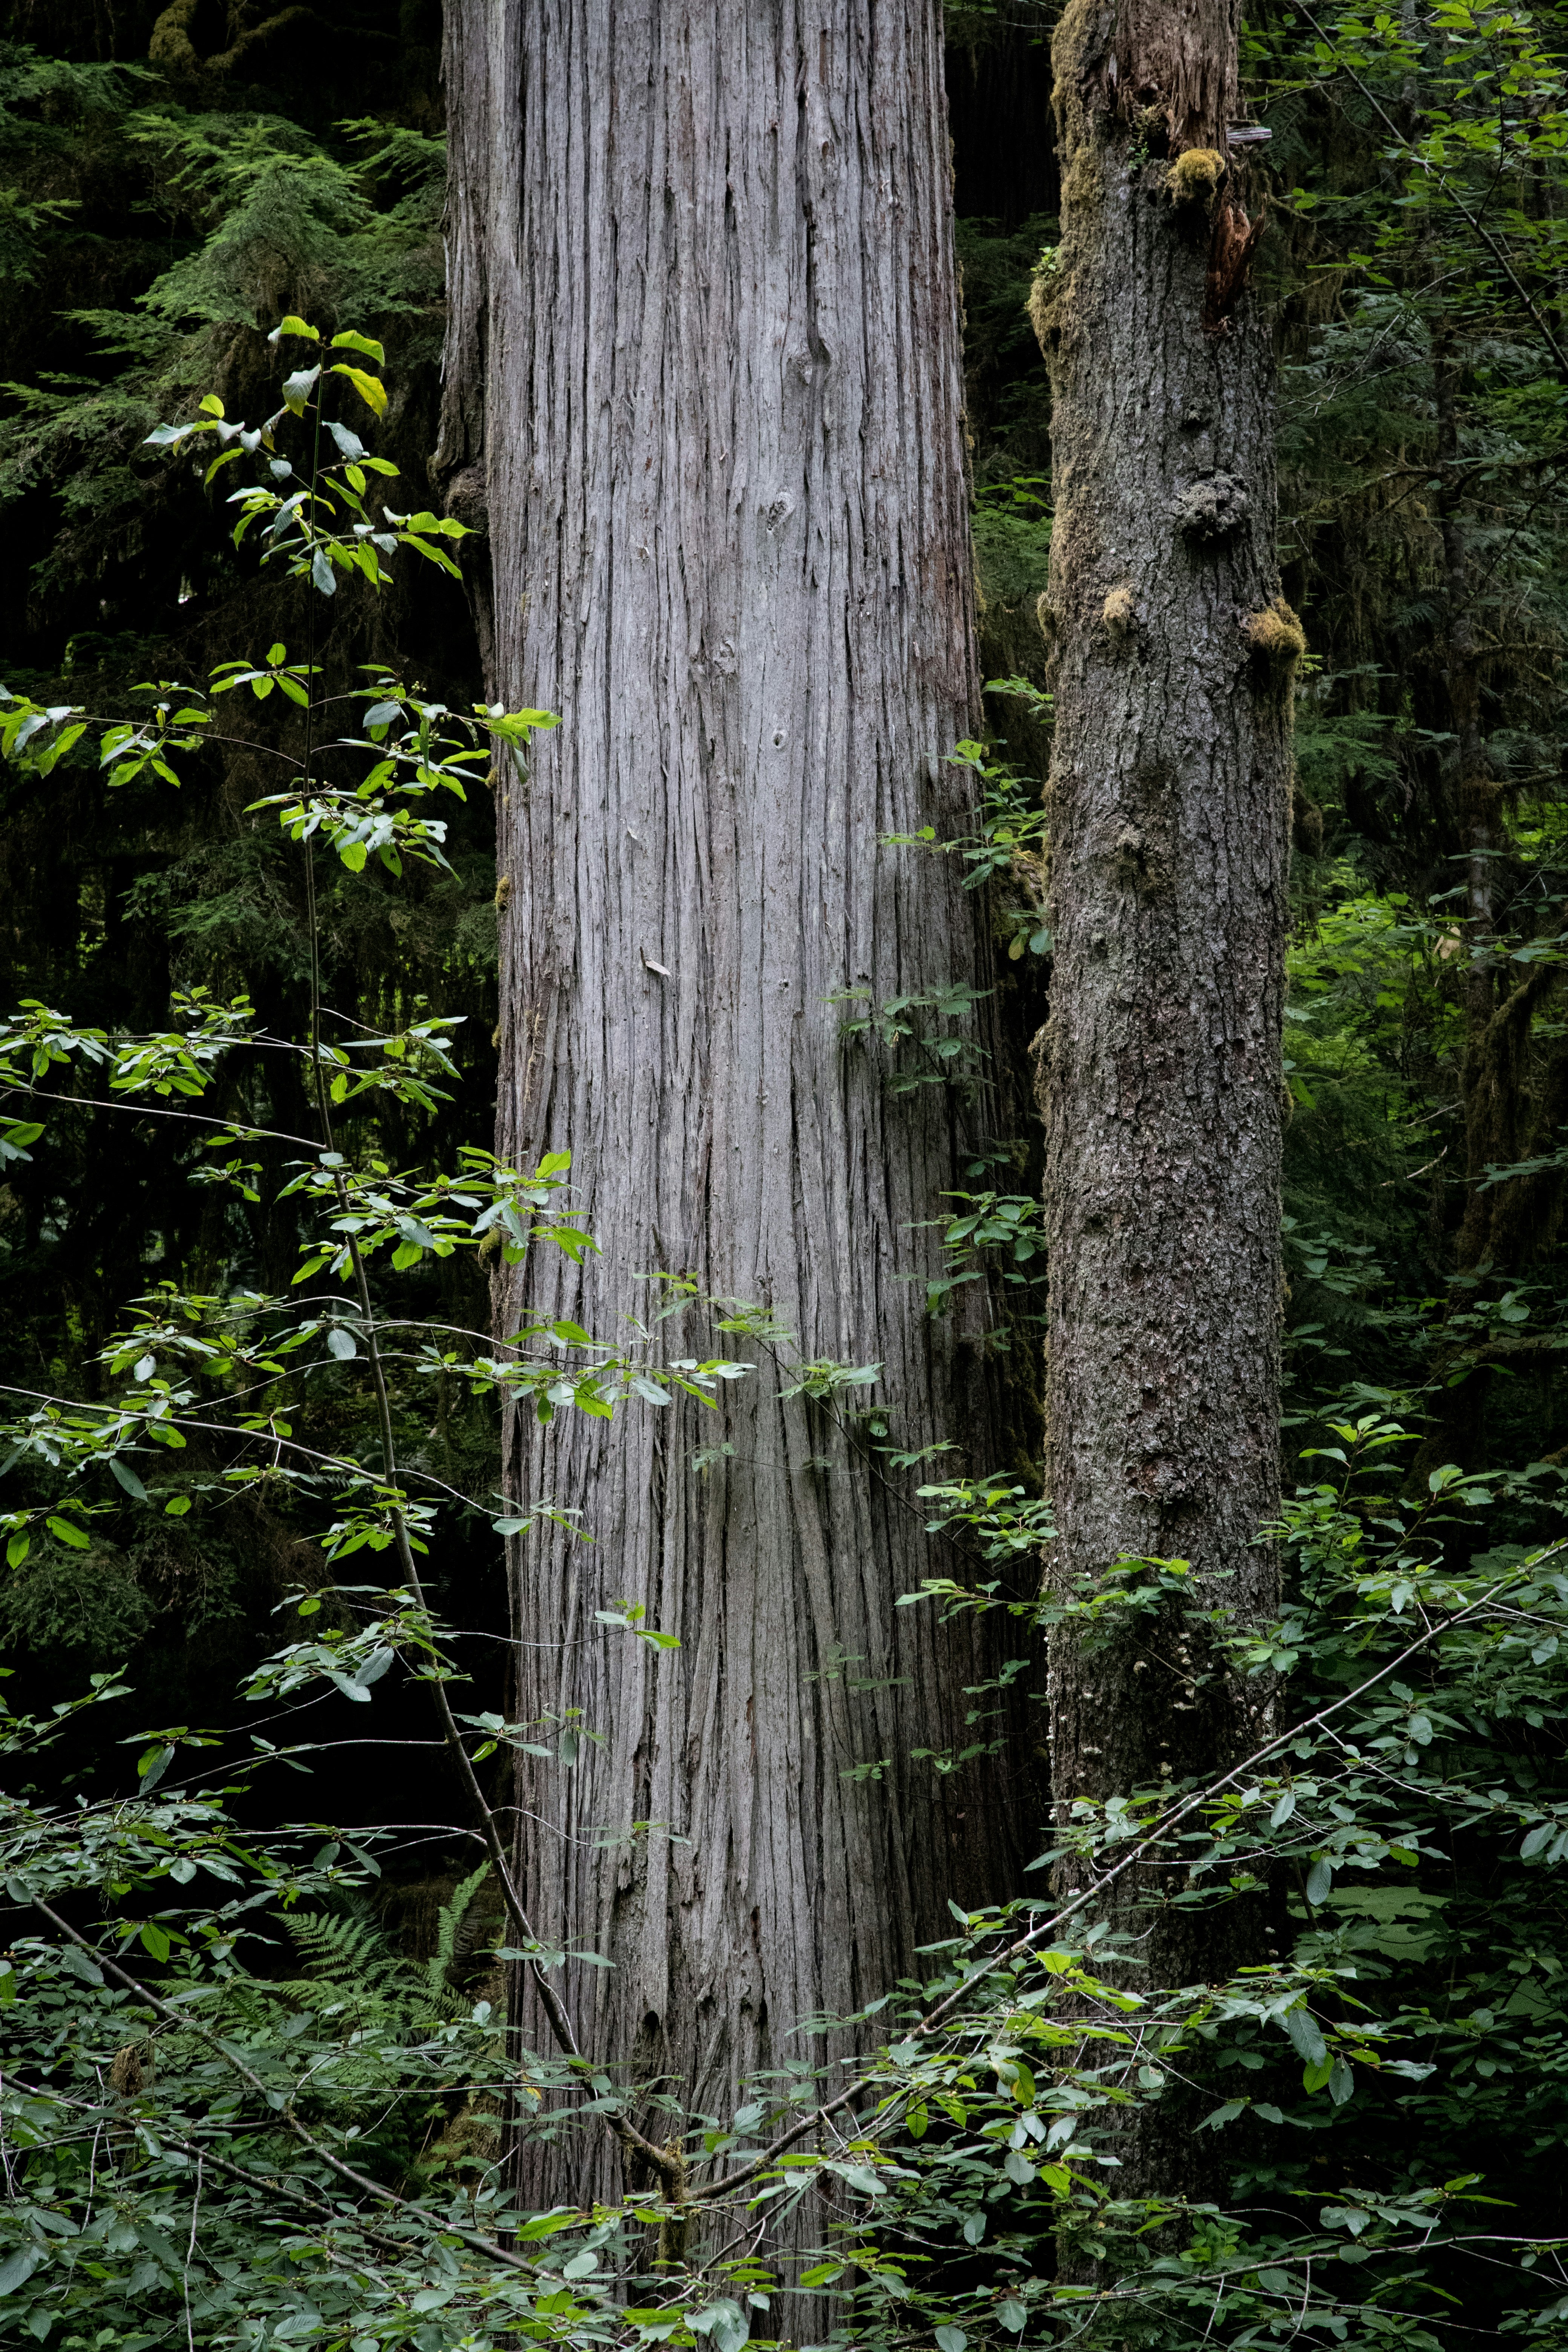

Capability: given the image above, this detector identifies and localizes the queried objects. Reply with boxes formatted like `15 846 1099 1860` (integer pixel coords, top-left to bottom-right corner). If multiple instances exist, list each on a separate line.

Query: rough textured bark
1081 0 1241 152
441 0 1037 2206
1031 0 1288 2141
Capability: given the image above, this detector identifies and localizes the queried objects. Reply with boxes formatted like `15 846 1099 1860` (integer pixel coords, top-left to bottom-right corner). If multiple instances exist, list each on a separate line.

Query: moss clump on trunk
1166 146 1227 202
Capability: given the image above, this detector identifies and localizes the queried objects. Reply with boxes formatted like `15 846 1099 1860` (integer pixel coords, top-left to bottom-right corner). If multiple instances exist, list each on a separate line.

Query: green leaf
273 315 321 343
935 2330 968 2352
47 1516 90 1550
516 2209 578 2242
109 1457 148 1502
0 2248 44 2295
1282 2003 1329 2067
835 2162 885 2195
139 1921 171 1960
331 363 387 416
331 329 386 364
164 1495 192 1517
282 366 321 414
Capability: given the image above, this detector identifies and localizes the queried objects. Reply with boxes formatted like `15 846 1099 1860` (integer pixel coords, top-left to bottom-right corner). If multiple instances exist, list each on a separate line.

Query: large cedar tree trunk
1031 0 1289 2173
441 0 1035 2204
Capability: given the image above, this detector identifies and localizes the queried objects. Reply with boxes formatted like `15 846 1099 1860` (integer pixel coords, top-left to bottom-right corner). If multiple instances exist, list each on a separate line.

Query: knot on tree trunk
1172 472 1250 541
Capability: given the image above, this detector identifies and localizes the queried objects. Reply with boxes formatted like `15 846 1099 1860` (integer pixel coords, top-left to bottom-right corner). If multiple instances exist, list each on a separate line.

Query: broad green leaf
331 363 387 416
0 2247 43 2295
516 2210 577 2242
1282 2003 1329 2067
282 366 321 414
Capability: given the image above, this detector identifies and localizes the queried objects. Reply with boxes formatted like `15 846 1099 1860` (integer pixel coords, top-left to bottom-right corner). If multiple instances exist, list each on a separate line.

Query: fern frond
424 1864 493 2011
282 1905 397 1988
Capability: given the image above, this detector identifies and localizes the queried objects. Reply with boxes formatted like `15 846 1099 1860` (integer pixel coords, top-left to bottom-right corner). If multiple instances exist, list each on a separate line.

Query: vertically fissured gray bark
441 0 1036 2202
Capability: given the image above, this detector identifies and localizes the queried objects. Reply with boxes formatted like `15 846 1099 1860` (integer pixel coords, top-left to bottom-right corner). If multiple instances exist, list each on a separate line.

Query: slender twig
681 1564 1542 2203
0 1090 320 1150
182 2154 202 2352
1291 0 1568 377
25 1899 533 2271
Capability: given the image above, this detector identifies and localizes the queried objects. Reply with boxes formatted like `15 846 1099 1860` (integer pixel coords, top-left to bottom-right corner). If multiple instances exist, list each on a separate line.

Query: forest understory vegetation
3 1 1568 2348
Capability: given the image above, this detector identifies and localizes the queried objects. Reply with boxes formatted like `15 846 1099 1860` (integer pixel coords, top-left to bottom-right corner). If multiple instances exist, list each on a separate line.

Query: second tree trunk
1034 0 1289 2084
